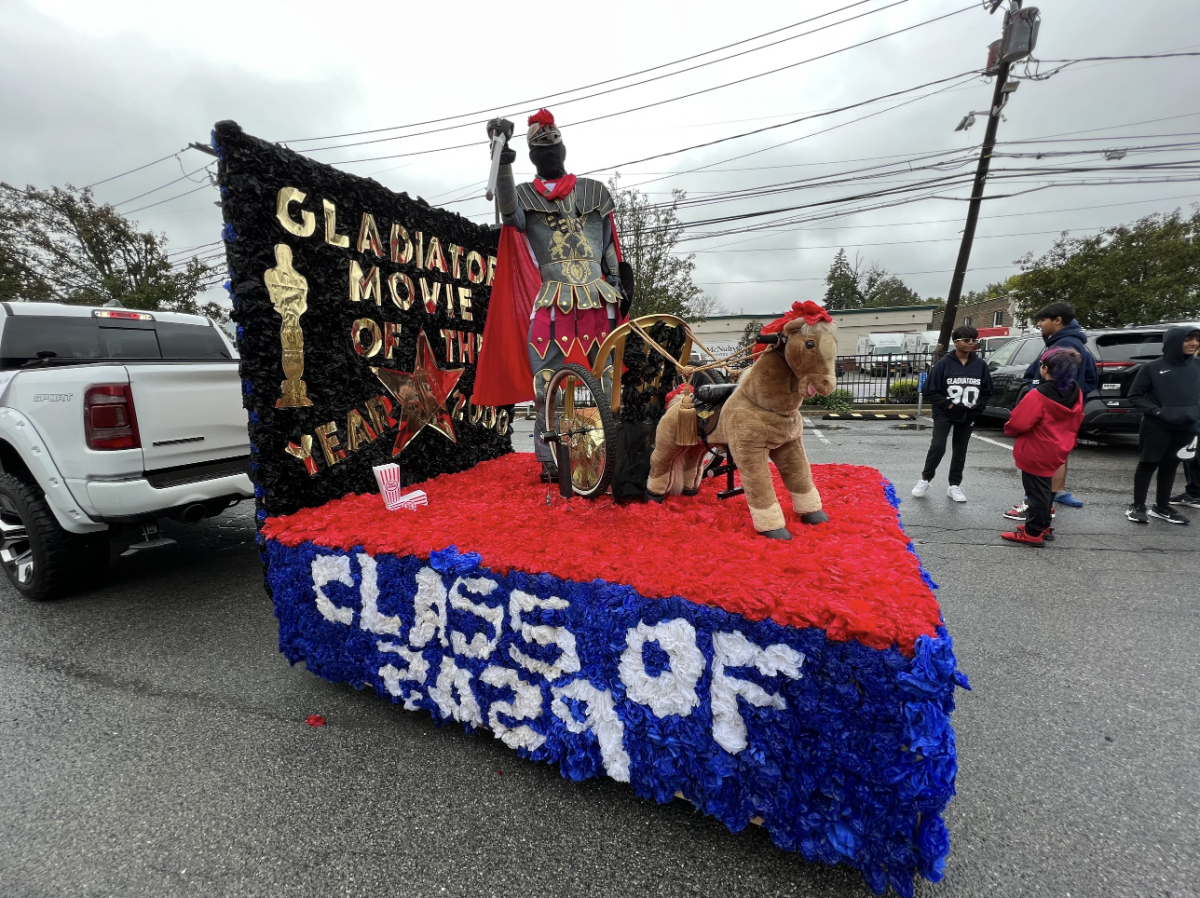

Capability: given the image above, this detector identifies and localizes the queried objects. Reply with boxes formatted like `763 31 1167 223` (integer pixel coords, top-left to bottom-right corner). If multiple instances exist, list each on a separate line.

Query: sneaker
1126 504 1149 524
1148 505 1189 525
1054 491 1084 508
1001 525 1044 547
1004 502 1055 521
1003 502 1028 521
1040 526 1055 542
1169 493 1200 509
912 479 931 497
947 485 967 503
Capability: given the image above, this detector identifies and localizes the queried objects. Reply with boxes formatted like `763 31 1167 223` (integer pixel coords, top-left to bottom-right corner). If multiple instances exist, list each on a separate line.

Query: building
931 295 1024 332
690 305 940 357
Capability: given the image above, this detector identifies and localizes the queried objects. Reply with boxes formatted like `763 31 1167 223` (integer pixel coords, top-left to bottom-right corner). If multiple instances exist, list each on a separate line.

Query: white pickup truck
0 302 253 600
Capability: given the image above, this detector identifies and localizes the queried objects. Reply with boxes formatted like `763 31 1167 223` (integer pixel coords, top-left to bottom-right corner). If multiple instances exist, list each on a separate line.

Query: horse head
773 317 838 400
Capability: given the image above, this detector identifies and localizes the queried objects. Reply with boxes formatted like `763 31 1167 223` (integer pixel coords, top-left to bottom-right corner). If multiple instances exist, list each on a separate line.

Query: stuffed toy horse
646 302 839 540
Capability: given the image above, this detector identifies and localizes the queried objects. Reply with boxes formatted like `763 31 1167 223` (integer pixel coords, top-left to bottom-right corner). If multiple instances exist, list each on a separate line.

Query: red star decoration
372 329 464 456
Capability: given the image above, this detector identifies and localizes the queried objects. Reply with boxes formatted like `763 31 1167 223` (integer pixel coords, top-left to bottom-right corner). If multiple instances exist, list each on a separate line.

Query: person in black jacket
1020 301 1099 508
1126 326 1200 524
913 325 994 502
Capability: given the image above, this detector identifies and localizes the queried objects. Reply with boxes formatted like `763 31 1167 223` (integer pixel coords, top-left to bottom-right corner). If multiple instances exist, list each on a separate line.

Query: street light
954 113 977 132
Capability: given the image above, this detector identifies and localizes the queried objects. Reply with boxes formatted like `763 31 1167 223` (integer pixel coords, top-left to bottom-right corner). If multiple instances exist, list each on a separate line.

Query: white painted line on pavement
973 434 1013 452
809 427 831 445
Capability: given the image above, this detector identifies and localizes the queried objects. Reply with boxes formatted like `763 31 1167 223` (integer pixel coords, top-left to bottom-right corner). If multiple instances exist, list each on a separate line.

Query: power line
694 264 1015 284
682 191 1200 250
82 148 190 189
123 182 213 215
440 70 981 206
326 8 979 166
282 0 898 145
112 165 211 208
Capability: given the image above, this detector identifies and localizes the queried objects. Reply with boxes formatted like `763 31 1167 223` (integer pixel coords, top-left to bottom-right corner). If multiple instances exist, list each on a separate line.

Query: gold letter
314 421 346 466
383 321 402 359
366 395 397 433
389 272 415 310
346 408 378 451
486 254 497 286
413 230 425 269
420 279 441 315
425 236 447 273
465 251 485 284
456 330 475 364
349 260 382 305
276 187 315 238
351 318 382 357
457 287 473 321
440 328 456 362
390 223 413 264
323 199 350 248
357 213 384 258
284 435 319 474
447 244 464 279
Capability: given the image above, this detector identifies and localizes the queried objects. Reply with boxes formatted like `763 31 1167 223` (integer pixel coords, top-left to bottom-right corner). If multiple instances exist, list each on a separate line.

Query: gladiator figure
477 109 630 478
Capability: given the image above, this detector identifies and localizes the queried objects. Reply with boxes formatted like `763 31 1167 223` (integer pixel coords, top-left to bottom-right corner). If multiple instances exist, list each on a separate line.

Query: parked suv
981 323 1196 434
0 302 253 599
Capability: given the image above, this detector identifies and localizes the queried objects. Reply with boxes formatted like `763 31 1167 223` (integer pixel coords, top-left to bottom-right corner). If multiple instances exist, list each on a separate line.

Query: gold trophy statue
265 243 313 408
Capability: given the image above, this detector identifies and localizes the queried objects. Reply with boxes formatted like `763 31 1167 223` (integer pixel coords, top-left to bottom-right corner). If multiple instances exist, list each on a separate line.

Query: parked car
0 302 253 599
980 324 1197 434
976 335 1015 357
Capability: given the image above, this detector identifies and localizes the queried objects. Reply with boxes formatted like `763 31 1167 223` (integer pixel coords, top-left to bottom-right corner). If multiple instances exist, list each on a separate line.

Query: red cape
474 225 540 406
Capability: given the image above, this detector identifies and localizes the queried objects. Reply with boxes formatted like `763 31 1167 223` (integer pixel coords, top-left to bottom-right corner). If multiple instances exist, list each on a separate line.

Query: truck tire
0 473 108 601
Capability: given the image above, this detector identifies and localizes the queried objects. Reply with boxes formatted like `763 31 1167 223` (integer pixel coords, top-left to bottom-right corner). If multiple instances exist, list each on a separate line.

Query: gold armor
516 179 623 315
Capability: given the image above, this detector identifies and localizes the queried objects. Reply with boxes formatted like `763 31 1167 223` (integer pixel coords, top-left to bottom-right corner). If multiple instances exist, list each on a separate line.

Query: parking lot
0 421 1196 897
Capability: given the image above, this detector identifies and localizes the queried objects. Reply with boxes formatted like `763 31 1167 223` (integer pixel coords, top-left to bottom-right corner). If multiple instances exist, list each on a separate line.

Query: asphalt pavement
1 419 1197 898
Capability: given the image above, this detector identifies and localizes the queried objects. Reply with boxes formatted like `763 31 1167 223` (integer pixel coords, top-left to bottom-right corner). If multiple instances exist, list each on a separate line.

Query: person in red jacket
1001 348 1085 547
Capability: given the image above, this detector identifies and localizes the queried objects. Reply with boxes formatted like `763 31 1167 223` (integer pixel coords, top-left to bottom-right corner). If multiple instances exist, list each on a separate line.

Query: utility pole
935 0 1033 355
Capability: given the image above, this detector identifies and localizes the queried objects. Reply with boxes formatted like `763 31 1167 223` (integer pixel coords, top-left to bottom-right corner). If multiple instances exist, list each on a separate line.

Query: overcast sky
3 0 1198 316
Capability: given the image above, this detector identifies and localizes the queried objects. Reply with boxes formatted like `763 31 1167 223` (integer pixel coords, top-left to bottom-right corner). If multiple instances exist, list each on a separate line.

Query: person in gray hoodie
1127 326 1200 524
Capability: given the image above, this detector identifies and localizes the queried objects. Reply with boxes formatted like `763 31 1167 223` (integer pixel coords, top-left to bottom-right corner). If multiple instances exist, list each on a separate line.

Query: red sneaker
1001 525 1044 547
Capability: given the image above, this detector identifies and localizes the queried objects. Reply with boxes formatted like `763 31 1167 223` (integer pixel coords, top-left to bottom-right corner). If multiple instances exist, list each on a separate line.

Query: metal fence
830 352 936 405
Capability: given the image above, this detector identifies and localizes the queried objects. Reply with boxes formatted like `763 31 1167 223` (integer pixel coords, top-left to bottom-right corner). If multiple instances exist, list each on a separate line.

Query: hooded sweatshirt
924 352 993 422
1004 380 1084 476
1129 326 1200 434
1023 320 1099 395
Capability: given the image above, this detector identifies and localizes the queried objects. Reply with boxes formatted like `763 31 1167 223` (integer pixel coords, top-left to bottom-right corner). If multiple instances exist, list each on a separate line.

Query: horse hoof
799 511 829 525
646 490 665 504
682 486 700 497
759 527 792 540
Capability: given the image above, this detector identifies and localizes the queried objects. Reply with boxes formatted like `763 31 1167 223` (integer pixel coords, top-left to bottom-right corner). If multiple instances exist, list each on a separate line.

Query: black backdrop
215 121 511 519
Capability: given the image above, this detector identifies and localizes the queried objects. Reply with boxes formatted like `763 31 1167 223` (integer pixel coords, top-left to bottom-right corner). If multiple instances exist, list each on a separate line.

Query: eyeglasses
954 338 979 344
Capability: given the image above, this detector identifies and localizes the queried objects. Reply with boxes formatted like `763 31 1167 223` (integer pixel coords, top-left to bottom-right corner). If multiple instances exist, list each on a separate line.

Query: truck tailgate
126 364 249 470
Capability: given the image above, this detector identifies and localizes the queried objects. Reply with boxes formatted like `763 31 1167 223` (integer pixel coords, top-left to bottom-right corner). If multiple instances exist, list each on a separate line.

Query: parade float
215 118 967 898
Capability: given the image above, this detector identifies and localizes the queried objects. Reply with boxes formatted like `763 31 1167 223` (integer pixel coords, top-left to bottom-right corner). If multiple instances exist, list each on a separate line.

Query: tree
861 263 921 308
1012 209 1200 327
739 319 766 347
823 250 924 309
0 183 224 319
610 179 723 322
823 248 863 310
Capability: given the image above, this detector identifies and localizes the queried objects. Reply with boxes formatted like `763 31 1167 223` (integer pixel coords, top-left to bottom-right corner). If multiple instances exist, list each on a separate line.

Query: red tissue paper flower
262 455 942 656
528 108 555 127
306 715 326 727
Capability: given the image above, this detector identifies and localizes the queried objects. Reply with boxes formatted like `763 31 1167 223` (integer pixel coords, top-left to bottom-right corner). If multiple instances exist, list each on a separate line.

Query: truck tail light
84 384 141 451
1096 361 1134 370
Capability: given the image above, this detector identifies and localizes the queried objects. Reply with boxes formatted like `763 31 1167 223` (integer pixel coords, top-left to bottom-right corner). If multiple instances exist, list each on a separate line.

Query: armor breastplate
517 179 623 315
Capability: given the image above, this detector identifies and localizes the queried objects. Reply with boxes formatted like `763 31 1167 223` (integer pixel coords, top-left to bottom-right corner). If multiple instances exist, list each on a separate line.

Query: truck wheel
0 473 107 601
